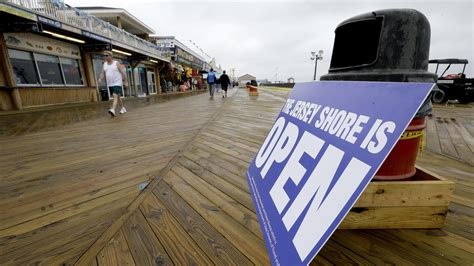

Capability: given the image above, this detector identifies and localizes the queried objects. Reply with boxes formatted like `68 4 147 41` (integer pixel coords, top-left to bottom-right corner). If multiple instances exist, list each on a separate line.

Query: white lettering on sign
360 119 396 154
255 117 286 172
281 99 396 153
292 158 370 261
260 120 299 179
282 144 344 230
255 116 372 261
269 131 325 214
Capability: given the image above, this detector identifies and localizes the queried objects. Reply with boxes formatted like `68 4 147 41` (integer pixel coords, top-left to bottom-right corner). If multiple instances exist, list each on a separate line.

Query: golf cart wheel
432 88 447 103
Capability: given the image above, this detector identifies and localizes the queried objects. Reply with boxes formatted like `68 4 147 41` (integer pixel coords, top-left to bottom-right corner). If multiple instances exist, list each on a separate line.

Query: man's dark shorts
109 86 123 96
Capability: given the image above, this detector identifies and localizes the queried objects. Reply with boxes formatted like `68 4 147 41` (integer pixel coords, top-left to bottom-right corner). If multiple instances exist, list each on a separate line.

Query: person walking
207 68 217 98
98 51 128 117
219 70 230 98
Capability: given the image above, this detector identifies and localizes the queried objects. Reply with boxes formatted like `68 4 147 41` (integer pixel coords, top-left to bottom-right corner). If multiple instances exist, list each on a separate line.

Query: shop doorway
134 66 148 97
124 66 135 97
147 68 157 94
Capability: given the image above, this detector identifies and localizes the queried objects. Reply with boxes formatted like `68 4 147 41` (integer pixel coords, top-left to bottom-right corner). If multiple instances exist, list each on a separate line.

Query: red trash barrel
374 117 425 180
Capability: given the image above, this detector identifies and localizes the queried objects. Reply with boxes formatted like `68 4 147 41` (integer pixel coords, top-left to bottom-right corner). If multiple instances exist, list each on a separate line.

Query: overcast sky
68 0 473 82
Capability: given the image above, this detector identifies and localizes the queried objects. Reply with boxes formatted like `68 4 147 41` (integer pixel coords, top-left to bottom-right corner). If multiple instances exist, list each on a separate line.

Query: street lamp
310 50 323 80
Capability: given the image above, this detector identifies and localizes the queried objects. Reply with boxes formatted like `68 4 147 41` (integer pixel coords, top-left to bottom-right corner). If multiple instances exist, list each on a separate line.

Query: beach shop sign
246 81 434 265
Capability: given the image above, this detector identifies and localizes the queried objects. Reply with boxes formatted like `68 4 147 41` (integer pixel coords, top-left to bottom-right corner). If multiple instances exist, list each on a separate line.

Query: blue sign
246 81 433 265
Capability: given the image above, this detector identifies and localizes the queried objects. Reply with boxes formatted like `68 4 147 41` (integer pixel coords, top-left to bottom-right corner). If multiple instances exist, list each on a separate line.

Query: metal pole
313 59 318 80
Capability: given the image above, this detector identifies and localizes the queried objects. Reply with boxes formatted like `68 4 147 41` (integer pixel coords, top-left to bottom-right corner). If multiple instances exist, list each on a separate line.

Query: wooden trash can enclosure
247 85 259 96
340 166 454 229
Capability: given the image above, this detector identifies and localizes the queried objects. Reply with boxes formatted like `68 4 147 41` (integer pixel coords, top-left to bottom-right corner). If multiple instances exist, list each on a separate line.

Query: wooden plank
309 255 334 266
121 210 173 266
0 141 180 196
340 206 448 229
333 230 451 265
0 124 194 165
194 138 252 167
451 118 474 153
91 258 99 266
0 195 133 265
0 132 192 184
206 125 263 147
366 230 472 265
90 258 98 266
443 221 474 241
442 230 474 254
200 130 259 154
315 237 374 265
177 158 253 210
183 151 250 193
445 118 474 165
34 229 105 266
354 179 454 207
0 172 152 230
195 137 253 164
0 186 139 238
139 194 212 265
97 230 136 266
0 195 130 257
417 151 474 184
171 164 262 239
188 146 247 177
397 229 474 262
451 192 474 208
0 147 174 203
444 210 474 241
328 230 420 264
154 182 253 265
435 117 460 159
425 115 442 154
163 171 269 264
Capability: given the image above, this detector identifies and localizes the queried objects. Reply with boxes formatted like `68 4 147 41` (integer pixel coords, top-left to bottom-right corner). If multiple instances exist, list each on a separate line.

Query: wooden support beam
0 33 22 110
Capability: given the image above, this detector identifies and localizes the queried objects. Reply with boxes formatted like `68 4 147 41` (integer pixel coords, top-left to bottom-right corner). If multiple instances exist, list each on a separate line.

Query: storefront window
8 49 40 85
61 58 83 85
35 54 64 85
8 48 85 87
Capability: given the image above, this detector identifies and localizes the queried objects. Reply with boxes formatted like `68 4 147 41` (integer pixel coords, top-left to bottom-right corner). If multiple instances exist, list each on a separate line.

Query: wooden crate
339 166 455 229
247 85 259 96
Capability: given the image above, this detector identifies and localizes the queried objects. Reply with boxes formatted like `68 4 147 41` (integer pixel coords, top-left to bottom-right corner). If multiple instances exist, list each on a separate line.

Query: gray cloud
69 0 473 82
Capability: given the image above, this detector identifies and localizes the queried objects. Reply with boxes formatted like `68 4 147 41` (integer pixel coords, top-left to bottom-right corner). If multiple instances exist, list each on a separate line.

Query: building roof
238 74 256 80
76 6 155 35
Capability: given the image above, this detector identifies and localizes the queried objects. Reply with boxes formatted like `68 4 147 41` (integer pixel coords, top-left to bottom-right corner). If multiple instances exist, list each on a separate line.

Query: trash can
100 89 109 101
321 9 437 180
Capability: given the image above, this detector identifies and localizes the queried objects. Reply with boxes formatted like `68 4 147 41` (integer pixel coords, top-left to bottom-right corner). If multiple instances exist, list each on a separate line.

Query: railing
4 0 165 59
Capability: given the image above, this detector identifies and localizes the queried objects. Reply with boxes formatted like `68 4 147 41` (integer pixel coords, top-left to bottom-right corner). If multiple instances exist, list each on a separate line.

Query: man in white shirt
98 51 128 116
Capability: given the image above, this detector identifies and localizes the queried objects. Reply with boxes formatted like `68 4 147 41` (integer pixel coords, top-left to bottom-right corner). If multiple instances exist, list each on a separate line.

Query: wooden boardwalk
425 103 474 166
1 87 473 265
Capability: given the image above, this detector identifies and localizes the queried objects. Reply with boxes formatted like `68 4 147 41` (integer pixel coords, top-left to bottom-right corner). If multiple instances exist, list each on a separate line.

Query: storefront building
0 1 169 111
150 36 211 91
